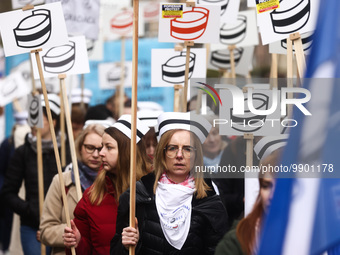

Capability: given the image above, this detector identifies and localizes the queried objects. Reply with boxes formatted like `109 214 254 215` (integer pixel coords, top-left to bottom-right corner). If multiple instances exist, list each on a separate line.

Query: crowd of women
0 93 280 255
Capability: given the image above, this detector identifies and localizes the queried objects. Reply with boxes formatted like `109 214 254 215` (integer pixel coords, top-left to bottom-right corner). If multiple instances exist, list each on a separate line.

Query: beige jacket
39 170 78 255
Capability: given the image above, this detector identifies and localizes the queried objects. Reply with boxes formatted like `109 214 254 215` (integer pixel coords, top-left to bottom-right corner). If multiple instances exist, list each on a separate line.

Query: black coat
1 134 70 229
111 173 229 255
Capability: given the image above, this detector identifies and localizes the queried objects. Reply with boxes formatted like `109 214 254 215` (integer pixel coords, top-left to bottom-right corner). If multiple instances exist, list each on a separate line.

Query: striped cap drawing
270 0 310 34
210 48 243 70
14 9 51 48
281 31 313 53
42 40 76 74
220 15 247 45
198 0 229 16
170 7 209 41
162 51 196 84
110 9 133 36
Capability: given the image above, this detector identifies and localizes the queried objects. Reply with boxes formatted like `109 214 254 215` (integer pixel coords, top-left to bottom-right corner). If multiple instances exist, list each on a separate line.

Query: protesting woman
39 123 106 255
63 115 150 254
111 112 228 255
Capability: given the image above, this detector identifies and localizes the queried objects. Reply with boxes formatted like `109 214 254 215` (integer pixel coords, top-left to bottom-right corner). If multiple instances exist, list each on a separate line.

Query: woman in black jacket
111 112 228 255
1 94 70 255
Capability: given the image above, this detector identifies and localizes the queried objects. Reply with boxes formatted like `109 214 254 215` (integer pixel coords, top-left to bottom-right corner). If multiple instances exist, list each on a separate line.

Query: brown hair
74 124 106 162
89 127 149 205
236 149 282 254
153 129 210 199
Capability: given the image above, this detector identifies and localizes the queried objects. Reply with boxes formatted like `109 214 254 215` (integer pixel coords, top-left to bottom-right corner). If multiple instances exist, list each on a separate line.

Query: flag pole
129 0 139 254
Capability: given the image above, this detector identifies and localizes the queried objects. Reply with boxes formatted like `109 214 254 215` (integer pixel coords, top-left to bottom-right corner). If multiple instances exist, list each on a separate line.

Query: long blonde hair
89 127 149 205
153 129 210 199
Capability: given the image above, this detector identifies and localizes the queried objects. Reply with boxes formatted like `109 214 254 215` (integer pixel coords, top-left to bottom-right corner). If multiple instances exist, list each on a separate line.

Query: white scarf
156 182 195 250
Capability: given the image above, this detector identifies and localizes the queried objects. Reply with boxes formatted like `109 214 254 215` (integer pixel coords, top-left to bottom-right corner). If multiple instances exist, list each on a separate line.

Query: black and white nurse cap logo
40 94 60 116
113 114 150 143
157 112 212 144
254 134 288 161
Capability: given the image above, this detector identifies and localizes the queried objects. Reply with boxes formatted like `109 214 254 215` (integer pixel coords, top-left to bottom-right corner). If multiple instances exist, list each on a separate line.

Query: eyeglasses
164 145 196 158
83 144 102 154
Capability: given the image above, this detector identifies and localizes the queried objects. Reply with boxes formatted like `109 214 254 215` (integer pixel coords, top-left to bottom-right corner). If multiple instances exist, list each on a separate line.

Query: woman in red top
63 115 151 254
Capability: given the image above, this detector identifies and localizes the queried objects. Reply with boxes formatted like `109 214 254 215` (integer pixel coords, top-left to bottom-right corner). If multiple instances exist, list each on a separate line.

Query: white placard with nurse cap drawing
256 0 320 45
151 48 207 87
158 3 220 43
0 71 31 107
12 0 45 10
196 0 240 24
30 35 90 78
219 9 258 48
269 31 314 55
0 2 68 57
98 61 133 89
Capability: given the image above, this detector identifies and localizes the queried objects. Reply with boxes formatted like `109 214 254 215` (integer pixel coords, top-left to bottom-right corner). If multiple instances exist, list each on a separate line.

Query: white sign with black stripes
269 31 314 55
196 0 241 24
98 61 133 89
27 93 43 128
151 48 207 87
219 9 258 47
208 44 254 76
30 35 90 78
257 0 320 45
0 2 68 57
0 71 31 107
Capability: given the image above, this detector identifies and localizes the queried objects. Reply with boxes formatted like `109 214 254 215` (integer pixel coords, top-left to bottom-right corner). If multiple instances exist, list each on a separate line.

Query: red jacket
68 176 118 255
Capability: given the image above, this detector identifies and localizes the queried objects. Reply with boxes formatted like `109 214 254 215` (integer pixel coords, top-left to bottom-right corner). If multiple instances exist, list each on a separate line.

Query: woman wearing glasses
63 115 151 255
111 112 229 255
39 122 106 255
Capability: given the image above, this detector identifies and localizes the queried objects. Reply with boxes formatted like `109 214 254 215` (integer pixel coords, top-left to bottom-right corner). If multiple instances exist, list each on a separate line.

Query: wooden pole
244 133 254 167
119 36 126 118
228 45 236 78
59 74 82 201
182 40 194 112
59 82 66 167
32 49 75 255
290 32 306 79
129 1 139 254
286 36 293 117
80 74 85 109
270 53 278 89
173 85 183 112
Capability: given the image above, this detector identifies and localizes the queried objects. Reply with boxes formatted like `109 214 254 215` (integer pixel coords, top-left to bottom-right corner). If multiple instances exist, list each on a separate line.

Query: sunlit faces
202 126 222 158
81 132 103 171
99 133 119 174
260 177 276 212
165 130 195 183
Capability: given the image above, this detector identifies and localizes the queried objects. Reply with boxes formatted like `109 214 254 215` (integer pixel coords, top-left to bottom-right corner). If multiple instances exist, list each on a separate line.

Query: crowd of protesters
0 92 282 255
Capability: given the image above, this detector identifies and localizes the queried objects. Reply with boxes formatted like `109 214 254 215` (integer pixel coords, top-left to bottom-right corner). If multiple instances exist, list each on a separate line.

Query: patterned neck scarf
71 161 98 191
159 172 195 189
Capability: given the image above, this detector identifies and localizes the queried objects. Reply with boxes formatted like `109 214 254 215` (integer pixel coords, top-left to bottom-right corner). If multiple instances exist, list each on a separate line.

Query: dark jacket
1 134 70 229
111 173 229 255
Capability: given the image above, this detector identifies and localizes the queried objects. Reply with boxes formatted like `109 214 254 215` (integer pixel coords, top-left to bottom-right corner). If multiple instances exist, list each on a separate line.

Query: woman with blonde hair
111 112 228 255
39 122 106 255
63 115 150 255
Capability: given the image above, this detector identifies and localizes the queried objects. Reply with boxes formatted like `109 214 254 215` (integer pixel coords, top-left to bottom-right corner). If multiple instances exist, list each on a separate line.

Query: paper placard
102 5 145 40
0 2 68 57
196 0 240 24
86 38 103 61
98 61 133 89
141 1 160 22
30 36 90 78
257 0 320 45
269 31 314 55
219 89 281 136
208 45 254 76
158 3 220 43
27 93 43 128
151 48 207 87
0 71 31 106
219 9 258 47
11 0 45 10
46 0 100 40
